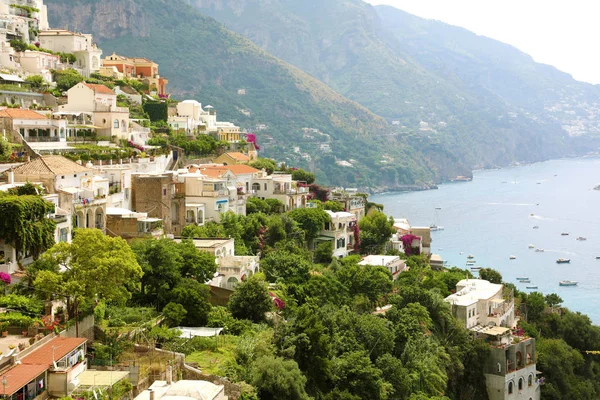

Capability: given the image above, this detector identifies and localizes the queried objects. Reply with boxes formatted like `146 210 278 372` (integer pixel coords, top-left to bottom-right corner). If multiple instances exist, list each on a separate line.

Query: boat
466 261 476 265
576 237 586 241
596 256 600 260
526 286 539 289
556 258 571 264
516 277 529 281
430 208 444 231
470 266 482 271
559 280 578 286
533 226 539 229
535 248 544 252
467 254 475 259
536 182 542 185
561 233 569 236
519 280 531 283
509 255 516 260
528 244 535 249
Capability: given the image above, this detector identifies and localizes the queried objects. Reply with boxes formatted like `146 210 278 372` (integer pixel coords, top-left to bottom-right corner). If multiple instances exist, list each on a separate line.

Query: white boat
556 258 571 264
519 279 531 283
561 232 569 236
467 254 475 259
528 244 535 249
430 224 444 231
470 266 482 271
526 286 538 289
576 237 586 241
430 208 444 231
509 255 516 260
559 280 578 286
535 248 544 252
533 225 539 229
516 277 529 281
596 256 600 260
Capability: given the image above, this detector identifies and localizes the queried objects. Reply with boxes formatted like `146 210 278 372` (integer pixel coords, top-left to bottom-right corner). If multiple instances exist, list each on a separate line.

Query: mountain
182 0 599 168
46 0 469 190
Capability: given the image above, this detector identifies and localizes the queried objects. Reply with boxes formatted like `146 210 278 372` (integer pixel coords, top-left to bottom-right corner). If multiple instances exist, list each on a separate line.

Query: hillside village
0 1 595 400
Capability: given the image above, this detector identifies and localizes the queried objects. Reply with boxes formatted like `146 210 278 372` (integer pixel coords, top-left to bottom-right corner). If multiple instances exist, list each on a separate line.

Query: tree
25 75 46 90
54 69 84 92
0 195 56 260
261 243 312 284
229 276 273 322
246 197 271 214
162 302 187 327
251 355 310 400
479 268 502 284
526 291 546 322
330 351 386 400
323 200 345 212
0 137 12 161
314 241 333 264
177 239 217 281
289 208 331 241
170 278 211 326
35 229 142 318
292 169 316 184
545 293 563 308
358 210 394 254
249 158 277 174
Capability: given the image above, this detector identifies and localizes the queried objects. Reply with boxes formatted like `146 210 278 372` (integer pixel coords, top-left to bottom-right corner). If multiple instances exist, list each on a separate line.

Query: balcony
94 105 129 113
25 136 60 143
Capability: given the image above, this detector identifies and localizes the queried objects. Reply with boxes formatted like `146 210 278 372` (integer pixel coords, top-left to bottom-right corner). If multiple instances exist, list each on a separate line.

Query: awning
0 73 25 83
175 327 223 338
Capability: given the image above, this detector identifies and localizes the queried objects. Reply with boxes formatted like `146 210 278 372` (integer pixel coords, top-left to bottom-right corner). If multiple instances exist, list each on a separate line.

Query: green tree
170 278 211 326
177 239 217 281
330 351 386 400
526 291 546 322
358 210 394 254
479 268 502 284
229 276 273 323
323 200 345 212
249 158 277 174
34 229 141 317
314 241 333 264
289 207 331 241
545 293 563 307
251 355 310 400
246 197 271 214
261 243 312 284
291 169 316 184
162 302 187 327
54 69 84 92
25 75 46 90
0 137 11 161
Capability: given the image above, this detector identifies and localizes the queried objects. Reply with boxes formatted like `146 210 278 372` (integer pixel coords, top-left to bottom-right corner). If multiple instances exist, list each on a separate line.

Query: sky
366 0 600 85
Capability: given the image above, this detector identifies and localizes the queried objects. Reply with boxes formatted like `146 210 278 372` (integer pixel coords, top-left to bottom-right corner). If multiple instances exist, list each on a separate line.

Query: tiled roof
0 109 47 120
11 156 92 176
82 82 115 95
223 152 250 161
21 337 87 367
198 165 258 176
0 363 48 396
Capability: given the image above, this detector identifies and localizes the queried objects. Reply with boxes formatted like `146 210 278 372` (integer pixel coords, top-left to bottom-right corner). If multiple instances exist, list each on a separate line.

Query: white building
358 255 407 280
316 210 356 258
135 380 227 400
210 254 260 290
175 238 235 259
252 171 309 211
39 29 102 77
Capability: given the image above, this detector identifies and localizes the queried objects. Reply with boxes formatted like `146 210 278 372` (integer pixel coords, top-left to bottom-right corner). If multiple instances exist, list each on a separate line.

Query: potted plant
0 322 8 337
18 343 25 351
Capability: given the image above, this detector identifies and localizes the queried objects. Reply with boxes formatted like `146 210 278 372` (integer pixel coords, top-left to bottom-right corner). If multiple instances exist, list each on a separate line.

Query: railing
94 104 129 113
25 136 60 142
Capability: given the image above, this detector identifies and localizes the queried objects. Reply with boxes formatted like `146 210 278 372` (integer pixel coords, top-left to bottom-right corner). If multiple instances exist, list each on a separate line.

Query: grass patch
185 336 238 376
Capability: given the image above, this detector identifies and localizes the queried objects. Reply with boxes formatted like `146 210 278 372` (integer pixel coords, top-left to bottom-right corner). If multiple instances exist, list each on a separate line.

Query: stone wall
183 364 242 400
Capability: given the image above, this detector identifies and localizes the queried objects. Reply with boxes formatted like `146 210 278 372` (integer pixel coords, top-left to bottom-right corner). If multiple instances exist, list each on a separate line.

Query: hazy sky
367 0 600 84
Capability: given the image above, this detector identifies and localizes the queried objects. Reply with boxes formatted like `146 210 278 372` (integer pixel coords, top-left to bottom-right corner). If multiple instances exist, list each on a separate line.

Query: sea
371 157 600 324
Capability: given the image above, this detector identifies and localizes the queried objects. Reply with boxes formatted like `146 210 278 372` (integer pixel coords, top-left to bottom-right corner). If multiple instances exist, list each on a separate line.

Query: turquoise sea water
371 158 600 324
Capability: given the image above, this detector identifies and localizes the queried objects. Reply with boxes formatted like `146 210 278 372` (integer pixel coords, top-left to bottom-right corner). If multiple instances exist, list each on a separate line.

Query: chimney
148 389 154 400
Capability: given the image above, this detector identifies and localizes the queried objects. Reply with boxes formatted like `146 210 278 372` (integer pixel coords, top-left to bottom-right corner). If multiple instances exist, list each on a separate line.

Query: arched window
528 375 533 386
252 183 260 192
508 381 513 394
518 378 523 391
113 119 120 129
121 120 127 132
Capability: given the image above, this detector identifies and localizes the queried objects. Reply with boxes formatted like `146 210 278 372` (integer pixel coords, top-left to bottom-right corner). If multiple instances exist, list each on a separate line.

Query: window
528 375 533 387
59 228 68 243
252 183 260 192
518 378 523 391
508 381 513 394
163 188 167 196
114 119 120 128
264 183 267 191
74 174 77 177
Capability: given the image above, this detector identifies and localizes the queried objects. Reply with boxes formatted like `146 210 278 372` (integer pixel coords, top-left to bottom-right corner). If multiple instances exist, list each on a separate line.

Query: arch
516 351 523 368
252 182 260 192
226 277 238 289
121 120 127 132
197 209 204 224
528 374 533 387
113 119 120 129
76 211 85 228
95 208 104 229
86 209 94 228
518 377 523 391
186 209 195 223
508 381 513 394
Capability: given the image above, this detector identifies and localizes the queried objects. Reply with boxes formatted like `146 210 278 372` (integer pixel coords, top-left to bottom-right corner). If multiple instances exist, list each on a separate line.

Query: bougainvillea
352 222 361 253
400 234 421 256
0 273 10 285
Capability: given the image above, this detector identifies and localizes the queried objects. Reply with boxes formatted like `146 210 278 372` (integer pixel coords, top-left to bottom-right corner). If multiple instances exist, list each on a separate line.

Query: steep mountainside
46 0 469 189
183 0 598 168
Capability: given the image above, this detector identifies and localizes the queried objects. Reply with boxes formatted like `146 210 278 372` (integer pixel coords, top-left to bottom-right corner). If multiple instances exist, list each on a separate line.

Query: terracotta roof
82 82 115 95
192 167 228 178
200 165 258 175
0 109 47 120
11 156 92 176
21 337 87 367
222 152 250 161
0 363 48 396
